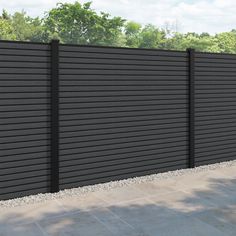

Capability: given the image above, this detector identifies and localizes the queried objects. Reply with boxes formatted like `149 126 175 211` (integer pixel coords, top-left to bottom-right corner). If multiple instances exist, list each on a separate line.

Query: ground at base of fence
1 164 236 236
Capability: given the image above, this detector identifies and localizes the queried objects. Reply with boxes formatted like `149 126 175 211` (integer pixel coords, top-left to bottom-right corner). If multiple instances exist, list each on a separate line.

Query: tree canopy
0 1 236 53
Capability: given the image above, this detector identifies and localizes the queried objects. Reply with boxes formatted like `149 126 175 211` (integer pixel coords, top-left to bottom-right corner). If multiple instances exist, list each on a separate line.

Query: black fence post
187 48 195 168
50 39 60 192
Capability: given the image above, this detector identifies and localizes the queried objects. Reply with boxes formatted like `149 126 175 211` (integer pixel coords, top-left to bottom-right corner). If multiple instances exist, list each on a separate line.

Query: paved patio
1 164 236 236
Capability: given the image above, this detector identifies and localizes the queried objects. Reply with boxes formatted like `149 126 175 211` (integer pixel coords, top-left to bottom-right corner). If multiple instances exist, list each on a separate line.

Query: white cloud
0 0 236 34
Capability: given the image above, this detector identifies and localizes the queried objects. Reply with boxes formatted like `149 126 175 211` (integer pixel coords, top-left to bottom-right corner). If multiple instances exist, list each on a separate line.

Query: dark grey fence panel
59 45 189 190
1 40 236 200
195 52 236 166
0 41 51 200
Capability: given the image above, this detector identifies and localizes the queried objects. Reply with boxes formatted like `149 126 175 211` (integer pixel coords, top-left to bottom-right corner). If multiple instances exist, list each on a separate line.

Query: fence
0 40 236 200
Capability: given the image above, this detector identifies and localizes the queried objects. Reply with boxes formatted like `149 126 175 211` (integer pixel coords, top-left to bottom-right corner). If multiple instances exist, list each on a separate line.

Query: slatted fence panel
195 52 236 166
0 41 51 200
59 45 189 189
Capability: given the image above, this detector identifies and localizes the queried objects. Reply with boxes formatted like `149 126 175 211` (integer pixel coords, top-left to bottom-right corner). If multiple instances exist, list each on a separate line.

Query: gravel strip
1 160 236 208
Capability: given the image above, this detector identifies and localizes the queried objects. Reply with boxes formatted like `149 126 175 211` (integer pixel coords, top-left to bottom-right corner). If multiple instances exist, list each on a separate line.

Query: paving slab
0 162 236 236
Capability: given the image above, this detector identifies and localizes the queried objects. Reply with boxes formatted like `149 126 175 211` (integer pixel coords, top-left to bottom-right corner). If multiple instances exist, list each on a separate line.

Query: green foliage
44 2 125 45
0 2 236 54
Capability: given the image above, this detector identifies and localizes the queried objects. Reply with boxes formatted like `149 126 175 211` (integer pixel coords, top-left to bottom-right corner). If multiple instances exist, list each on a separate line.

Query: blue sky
0 0 235 34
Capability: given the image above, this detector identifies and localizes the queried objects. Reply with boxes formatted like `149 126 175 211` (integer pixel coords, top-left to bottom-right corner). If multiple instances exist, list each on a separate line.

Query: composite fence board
59 45 189 190
1 40 236 200
0 41 51 199
195 52 236 166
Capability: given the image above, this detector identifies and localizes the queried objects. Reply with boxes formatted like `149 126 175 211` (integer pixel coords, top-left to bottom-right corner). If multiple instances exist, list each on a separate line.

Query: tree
138 24 166 49
44 1 125 45
215 32 236 53
124 21 142 47
0 10 16 40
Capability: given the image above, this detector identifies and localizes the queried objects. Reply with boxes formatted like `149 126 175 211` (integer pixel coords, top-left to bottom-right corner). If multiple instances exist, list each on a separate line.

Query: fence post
50 39 60 192
187 48 195 168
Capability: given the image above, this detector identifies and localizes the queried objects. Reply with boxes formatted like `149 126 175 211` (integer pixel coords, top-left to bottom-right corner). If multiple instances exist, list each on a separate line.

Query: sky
0 0 235 34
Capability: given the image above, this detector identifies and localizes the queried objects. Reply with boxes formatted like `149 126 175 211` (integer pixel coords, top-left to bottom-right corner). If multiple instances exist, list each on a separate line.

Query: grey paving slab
94 185 146 205
0 223 45 236
147 190 216 214
107 198 177 234
143 216 228 236
0 200 65 225
194 206 236 236
91 207 142 236
38 211 115 236
57 193 108 213
1 164 236 236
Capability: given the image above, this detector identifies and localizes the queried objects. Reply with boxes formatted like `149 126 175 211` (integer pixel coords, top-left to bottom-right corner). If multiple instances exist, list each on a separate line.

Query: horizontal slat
0 187 48 200
60 58 187 66
0 116 49 125
195 118 236 127
0 139 49 150
60 148 187 165
61 129 187 146
195 156 236 167
0 61 49 68
61 100 187 110
61 64 187 71
60 104 187 116
196 62 236 68
60 45 187 56
61 95 187 104
196 105 236 113
0 151 49 163
0 81 49 87
60 80 187 86
60 69 187 76
0 122 50 132
60 143 187 161
196 137 236 148
60 159 187 179
60 75 187 81
0 93 50 99
196 133 236 144
195 142 236 154
61 116 187 128
0 74 50 80
61 156 187 174
196 85 236 90
195 152 236 163
0 163 49 176
60 135 187 151
196 126 236 135
196 67 236 72
0 175 48 188
59 164 186 190
196 72 236 76
195 109 236 117
0 111 49 119
60 146 187 165
61 110 188 122
0 48 50 56
0 169 49 182
0 127 49 138
0 145 49 157
196 52 236 59
61 120 186 134
0 41 49 50
0 133 49 144
61 85 187 92
61 90 187 97
60 125 187 139
0 68 49 74
195 146 236 157
0 104 49 112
